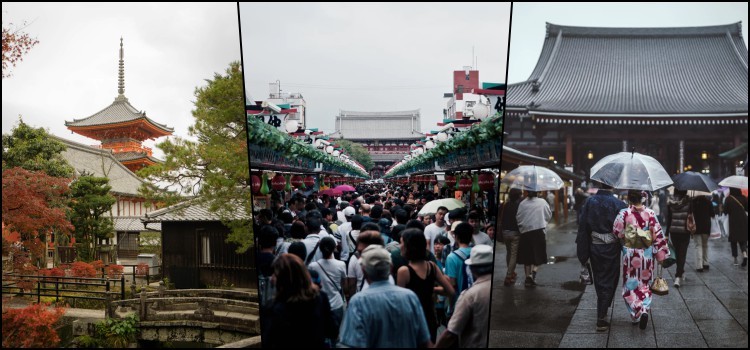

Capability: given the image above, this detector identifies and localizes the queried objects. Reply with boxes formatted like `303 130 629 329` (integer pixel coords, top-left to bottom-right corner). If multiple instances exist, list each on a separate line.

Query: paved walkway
490 216 748 348
2 297 105 319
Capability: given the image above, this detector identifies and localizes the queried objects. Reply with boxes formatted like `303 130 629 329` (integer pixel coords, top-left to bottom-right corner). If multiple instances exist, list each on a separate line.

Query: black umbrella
672 171 719 192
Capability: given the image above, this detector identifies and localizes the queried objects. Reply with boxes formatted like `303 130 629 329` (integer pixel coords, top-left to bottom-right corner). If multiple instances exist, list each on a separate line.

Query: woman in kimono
613 190 670 330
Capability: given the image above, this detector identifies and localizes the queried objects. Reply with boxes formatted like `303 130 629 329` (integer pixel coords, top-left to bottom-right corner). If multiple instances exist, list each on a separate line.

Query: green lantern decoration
472 173 480 193
299 176 307 190
260 172 270 195
455 174 461 190
284 174 292 192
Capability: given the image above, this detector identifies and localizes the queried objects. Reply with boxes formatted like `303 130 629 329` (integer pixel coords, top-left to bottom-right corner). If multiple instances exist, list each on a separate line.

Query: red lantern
271 174 286 191
304 176 316 188
478 172 495 191
291 175 304 187
445 175 457 187
251 175 261 194
458 177 472 192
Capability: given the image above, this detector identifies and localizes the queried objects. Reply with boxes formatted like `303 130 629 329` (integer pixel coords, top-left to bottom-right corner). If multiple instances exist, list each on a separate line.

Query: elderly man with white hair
337 245 432 348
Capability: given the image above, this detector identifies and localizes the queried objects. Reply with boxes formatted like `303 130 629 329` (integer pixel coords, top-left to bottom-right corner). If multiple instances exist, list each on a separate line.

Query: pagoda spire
117 37 127 101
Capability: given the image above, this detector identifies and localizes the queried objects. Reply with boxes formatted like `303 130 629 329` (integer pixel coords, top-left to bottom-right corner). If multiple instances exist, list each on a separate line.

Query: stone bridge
109 288 260 346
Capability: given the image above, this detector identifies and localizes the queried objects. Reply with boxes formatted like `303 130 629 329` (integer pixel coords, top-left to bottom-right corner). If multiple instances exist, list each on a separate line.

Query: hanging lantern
445 174 457 187
284 174 292 192
304 176 316 188
291 175 304 188
271 174 286 191
260 173 270 195
458 176 472 192
251 175 261 194
472 174 480 193
478 172 495 191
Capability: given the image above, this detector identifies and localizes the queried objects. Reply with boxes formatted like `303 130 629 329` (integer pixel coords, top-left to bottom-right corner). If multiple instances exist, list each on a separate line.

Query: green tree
138 61 252 252
69 175 115 262
2 119 74 178
335 139 374 171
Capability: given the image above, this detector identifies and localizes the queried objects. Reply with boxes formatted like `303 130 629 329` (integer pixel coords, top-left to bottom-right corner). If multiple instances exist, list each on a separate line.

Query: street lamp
587 151 594 160
701 151 708 160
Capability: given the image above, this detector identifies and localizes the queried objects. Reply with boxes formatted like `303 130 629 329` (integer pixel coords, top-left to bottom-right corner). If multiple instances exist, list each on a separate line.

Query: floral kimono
613 205 669 321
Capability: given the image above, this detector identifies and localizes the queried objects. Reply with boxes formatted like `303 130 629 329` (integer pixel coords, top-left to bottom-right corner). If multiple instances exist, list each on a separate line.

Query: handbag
650 265 669 296
709 217 721 240
624 223 653 249
662 238 677 268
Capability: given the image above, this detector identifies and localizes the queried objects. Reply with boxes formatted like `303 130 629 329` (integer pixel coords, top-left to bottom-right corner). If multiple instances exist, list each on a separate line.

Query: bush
95 314 139 348
70 261 96 278
105 264 124 278
2 302 66 348
135 263 149 276
91 260 105 271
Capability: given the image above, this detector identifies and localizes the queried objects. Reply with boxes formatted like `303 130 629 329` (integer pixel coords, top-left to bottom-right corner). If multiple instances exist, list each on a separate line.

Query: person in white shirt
345 224 394 298
468 210 493 246
302 218 326 264
308 237 347 324
337 206 357 262
516 191 552 287
424 206 449 255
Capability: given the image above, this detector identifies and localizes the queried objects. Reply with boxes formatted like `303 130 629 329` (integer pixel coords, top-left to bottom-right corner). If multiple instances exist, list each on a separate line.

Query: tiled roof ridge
546 22 743 37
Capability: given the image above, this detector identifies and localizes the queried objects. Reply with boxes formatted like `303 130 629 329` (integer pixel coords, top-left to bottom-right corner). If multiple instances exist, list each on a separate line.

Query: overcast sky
2 3 241 157
240 3 511 134
508 2 749 84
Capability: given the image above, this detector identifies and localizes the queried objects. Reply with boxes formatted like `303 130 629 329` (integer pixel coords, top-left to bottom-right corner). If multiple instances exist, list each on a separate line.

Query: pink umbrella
320 188 343 196
336 184 356 192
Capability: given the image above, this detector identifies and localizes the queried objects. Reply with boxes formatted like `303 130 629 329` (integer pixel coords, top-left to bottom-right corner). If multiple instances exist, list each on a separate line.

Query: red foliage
2 302 66 348
70 261 96 278
135 262 149 276
91 259 105 271
2 168 73 260
39 267 65 278
105 264 124 278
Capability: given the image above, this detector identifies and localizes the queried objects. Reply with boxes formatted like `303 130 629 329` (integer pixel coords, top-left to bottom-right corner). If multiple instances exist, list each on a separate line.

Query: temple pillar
679 140 685 173
566 133 573 166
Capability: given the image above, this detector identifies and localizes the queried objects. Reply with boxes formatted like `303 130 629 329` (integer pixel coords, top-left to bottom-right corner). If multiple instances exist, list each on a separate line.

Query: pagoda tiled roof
507 22 748 117
65 96 174 133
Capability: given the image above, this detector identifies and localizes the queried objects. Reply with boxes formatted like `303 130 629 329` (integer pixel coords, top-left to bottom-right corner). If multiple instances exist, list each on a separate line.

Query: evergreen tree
69 174 115 262
138 61 252 252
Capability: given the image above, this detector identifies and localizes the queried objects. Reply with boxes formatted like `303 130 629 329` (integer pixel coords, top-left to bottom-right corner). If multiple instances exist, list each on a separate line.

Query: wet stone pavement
490 216 748 348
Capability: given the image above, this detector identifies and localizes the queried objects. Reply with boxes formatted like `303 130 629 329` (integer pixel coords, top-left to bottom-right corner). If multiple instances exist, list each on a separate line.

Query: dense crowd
255 183 495 348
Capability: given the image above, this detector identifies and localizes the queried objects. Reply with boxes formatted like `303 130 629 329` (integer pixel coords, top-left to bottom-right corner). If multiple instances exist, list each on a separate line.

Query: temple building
504 23 748 180
328 110 424 178
65 38 173 173
54 38 171 263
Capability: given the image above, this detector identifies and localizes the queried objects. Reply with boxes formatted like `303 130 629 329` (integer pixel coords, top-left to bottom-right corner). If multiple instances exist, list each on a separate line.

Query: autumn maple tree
1 167 73 267
2 302 66 348
2 19 39 79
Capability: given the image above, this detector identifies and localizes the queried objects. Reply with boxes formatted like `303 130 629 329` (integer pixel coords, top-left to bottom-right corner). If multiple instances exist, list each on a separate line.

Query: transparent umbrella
718 175 748 189
500 165 564 192
590 151 672 191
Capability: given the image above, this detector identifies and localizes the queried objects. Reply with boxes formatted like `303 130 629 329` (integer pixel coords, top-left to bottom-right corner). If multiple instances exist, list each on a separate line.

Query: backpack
453 249 474 293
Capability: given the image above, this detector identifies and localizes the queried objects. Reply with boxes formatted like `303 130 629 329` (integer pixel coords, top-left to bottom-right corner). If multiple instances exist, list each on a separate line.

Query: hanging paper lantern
445 175 457 187
458 176 472 192
260 173 270 195
478 172 495 191
251 175 261 194
304 176 316 188
284 175 292 192
291 175 304 188
271 174 286 191
472 174 480 193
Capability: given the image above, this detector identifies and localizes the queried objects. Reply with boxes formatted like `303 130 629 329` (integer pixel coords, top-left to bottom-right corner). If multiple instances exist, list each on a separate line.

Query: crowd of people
255 183 495 348
496 179 748 333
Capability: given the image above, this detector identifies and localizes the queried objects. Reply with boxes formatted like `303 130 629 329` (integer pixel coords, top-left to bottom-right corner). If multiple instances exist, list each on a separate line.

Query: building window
201 234 211 265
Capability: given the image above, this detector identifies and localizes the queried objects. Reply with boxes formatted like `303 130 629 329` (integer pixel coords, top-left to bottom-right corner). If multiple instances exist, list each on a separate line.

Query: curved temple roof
507 22 748 116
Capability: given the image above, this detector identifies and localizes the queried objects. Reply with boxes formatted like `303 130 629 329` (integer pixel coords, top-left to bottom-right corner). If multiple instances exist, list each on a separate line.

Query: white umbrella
718 175 748 189
590 152 672 191
500 165 564 192
418 198 465 216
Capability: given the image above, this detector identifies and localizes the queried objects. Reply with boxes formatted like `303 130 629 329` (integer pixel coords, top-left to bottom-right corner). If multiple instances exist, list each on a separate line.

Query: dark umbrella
672 171 719 192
